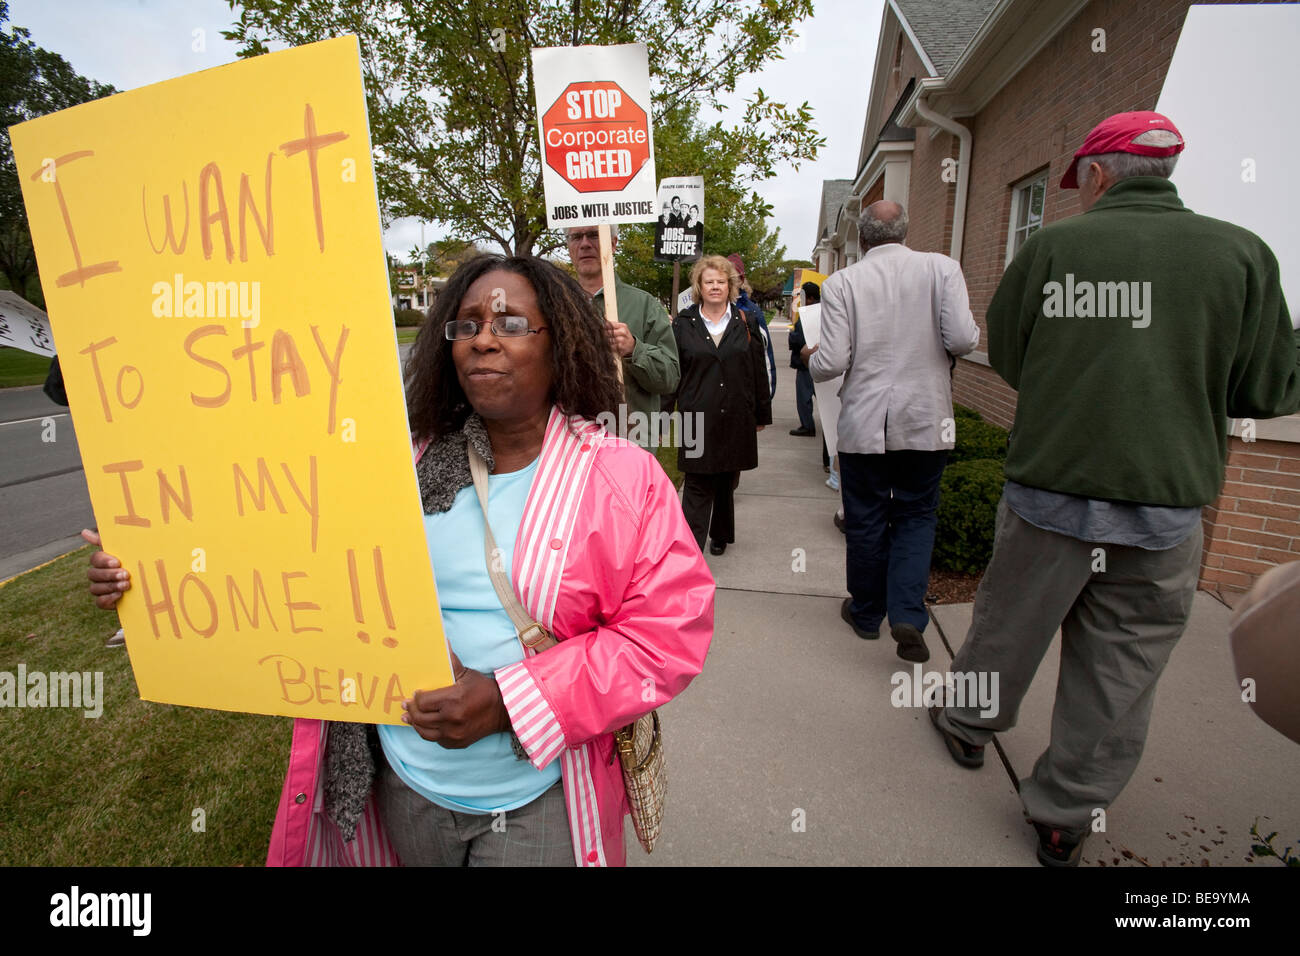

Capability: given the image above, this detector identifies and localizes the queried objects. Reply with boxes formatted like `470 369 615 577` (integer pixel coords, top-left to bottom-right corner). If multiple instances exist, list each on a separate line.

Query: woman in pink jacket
88 255 715 867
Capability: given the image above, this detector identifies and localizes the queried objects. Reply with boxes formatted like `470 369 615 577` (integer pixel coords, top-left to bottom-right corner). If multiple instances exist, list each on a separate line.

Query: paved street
0 385 93 582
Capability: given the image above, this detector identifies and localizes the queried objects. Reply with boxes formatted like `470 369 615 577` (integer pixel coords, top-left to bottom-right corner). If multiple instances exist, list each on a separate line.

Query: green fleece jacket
593 277 680 424
988 177 1300 506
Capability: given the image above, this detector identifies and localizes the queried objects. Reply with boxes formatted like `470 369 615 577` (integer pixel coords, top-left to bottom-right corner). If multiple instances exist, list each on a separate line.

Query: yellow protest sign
9 36 451 723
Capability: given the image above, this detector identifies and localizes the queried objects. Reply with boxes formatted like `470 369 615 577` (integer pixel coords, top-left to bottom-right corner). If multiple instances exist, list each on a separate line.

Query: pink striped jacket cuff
495 661 567 770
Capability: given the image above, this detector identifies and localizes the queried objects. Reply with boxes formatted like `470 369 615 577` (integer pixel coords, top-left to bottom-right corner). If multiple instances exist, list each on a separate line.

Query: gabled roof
814 179 854 252
893 0 1000 76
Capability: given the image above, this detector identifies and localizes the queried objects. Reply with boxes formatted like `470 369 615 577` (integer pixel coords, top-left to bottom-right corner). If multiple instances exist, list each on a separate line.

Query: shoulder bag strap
466 442 557 653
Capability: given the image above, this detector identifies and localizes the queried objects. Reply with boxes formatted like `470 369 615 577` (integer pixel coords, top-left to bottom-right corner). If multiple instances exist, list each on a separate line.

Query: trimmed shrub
950 415 1009 464
395 308 426 327
934 458 1006 574
953 402 982 422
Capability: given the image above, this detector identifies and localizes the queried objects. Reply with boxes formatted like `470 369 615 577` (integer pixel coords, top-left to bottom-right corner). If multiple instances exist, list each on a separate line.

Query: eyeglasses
444 314 549 341
567 230 600 246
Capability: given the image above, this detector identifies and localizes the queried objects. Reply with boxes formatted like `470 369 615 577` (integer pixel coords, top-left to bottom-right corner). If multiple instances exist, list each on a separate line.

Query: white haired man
809 200 979 664
929 111 1300 866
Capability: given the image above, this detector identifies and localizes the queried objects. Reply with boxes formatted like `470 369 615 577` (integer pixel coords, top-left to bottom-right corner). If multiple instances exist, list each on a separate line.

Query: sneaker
106 628 126 648
928 706 984 768
840 598 878 640
891 622 930 663
826 472 840 491
1032 821 1087 867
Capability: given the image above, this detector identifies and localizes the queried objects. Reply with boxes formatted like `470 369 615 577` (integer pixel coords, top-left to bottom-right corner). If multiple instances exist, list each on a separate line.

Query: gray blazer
809 243 979 454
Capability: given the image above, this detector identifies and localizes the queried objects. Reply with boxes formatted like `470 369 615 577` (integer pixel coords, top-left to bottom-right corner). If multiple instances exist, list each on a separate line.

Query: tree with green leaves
0 1 115 304
224 0 822 257
608 97 811 310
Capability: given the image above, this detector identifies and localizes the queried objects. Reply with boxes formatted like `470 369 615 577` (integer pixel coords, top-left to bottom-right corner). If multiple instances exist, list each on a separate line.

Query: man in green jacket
566 225 680 447
929 111 1300 867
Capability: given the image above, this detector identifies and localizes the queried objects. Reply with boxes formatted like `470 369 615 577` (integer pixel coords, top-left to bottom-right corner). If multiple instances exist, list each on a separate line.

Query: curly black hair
404 254 624 442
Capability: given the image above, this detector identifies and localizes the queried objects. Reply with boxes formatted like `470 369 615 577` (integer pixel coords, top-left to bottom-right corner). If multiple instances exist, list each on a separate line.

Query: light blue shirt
1003 480 1201 550
378 455 561 812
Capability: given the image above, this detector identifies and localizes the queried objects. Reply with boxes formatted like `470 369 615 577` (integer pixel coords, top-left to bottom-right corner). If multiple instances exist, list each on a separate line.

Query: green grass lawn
0 547 290 866
0 347 52 388
396 326 420 344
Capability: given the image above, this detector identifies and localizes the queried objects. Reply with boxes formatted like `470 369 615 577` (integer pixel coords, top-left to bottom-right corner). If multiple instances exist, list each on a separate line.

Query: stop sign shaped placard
542 81 650 193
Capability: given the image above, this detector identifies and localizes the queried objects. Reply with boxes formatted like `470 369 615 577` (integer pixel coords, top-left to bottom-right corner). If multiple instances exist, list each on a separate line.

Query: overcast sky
8 0 881 262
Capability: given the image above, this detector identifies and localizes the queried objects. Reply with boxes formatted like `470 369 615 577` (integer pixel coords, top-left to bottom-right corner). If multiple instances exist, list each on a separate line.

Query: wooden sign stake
598 224 625 393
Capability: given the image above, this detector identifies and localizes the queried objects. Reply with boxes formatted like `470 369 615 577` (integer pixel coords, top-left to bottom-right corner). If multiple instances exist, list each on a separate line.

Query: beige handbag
467 444 666 852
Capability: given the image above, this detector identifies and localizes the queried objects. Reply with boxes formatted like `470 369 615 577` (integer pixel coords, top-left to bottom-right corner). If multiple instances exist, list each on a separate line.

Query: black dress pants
681 471 738 550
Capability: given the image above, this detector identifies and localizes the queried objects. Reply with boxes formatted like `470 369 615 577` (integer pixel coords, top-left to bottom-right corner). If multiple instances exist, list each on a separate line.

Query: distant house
816 0 1299 595
392 267 445 313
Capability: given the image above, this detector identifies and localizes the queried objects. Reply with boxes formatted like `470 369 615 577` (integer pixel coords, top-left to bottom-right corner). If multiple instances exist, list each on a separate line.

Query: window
1006 171 1047 265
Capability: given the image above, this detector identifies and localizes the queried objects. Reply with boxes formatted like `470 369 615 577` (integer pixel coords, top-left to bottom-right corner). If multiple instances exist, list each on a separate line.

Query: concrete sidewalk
631 364 1298 866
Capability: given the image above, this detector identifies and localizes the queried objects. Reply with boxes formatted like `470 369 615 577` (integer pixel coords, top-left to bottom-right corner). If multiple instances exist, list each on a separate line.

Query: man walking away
928 111 1300 867
810 201 979 664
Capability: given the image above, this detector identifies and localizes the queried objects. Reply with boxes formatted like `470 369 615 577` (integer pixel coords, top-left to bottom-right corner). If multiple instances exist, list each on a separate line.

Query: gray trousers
376 762 576 866
937 497 1202 830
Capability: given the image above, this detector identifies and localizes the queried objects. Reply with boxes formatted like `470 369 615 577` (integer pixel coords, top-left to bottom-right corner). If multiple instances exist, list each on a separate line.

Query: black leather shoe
840 599 878 640
789 426 816 437
709 541 727 555
892 623 931 663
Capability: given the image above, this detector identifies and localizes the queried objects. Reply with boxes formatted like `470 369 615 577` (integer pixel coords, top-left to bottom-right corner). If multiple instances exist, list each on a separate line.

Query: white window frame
1006 170 1048 266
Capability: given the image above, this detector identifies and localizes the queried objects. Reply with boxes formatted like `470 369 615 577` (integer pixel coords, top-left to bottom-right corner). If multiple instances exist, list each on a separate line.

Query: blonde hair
690 255 739 305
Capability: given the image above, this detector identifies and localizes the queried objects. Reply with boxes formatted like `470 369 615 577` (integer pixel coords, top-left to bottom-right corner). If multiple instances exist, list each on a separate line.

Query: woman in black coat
669 255 773 554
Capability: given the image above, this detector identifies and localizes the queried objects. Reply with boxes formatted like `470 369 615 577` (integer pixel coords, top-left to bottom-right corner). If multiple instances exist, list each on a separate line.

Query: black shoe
1032 821 1087 867
709 541 727 555
891 622 930 663
789 426 816 437
928 706 985 769
833 512 845 534
840 599 878 640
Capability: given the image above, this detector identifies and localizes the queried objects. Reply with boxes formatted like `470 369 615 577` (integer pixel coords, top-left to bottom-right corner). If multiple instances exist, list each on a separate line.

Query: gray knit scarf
323 413 495 842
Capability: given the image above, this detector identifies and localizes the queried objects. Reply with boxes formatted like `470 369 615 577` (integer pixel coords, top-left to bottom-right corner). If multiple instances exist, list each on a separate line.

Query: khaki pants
937 496 1203 829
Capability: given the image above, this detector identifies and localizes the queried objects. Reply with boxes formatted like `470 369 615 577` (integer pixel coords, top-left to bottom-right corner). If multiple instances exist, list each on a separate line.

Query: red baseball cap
1060 111 1185 189
726 254 746 277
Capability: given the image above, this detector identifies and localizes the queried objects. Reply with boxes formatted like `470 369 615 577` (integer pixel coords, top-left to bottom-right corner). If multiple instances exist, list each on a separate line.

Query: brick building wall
874 34 956 257
1201 439 1300 593
950 360 1015 430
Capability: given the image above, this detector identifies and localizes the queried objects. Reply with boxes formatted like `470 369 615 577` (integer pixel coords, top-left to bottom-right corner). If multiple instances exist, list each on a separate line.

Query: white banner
0 290 56 357
798 302 844 461
532 43 657 229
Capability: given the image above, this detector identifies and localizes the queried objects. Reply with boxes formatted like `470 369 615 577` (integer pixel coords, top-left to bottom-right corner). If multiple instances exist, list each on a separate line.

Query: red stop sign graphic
542 81 650 193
